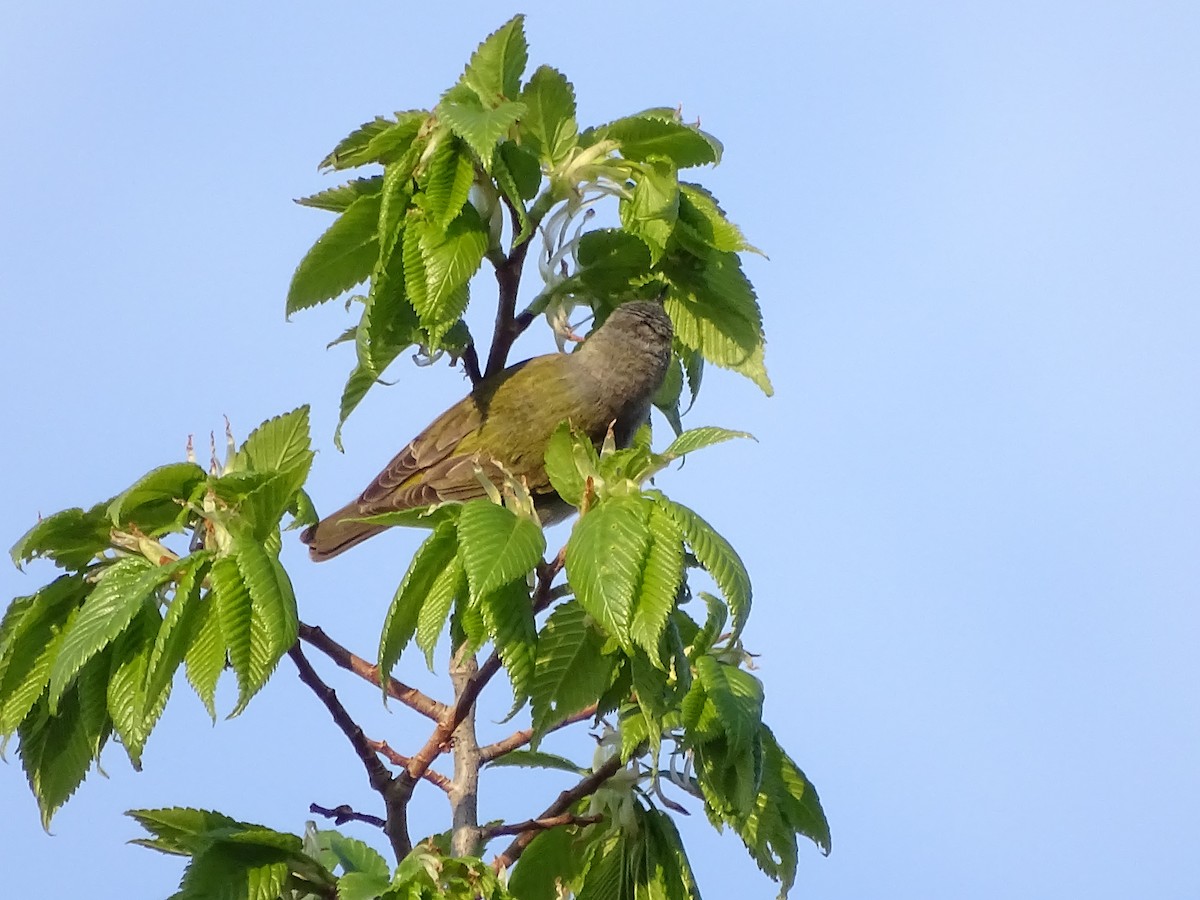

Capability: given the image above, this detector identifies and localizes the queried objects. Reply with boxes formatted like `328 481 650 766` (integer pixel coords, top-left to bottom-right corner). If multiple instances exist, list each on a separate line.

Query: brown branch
483 812 604 839
533 552 566 614
479 704 599 763
484 197 535 378
461 343 483 386
402 650 503 787
368 739 452 793
309 803 386 830
288 644 411 861
299 622 445 721
491 754 626 872
448 652 483 857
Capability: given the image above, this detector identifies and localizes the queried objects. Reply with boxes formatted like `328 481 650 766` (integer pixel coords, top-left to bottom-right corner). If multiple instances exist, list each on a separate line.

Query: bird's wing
354 397 490 513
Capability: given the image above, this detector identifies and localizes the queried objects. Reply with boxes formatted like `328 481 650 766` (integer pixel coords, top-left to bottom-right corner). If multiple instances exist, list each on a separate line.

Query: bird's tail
299 502 387 561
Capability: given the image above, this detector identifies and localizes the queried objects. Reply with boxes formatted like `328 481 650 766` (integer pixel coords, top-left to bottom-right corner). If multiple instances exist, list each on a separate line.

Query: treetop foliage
3 15 827 900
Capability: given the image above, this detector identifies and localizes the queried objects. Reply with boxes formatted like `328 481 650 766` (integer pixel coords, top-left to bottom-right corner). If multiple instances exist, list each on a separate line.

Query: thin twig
479 704 599 762
491 755 626 872
288 644 411 860
299 622 446 721
483 813 604 839
309 803 386 830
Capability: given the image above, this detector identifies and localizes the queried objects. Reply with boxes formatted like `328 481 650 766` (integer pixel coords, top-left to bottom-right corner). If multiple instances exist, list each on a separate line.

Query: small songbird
300 300 674 560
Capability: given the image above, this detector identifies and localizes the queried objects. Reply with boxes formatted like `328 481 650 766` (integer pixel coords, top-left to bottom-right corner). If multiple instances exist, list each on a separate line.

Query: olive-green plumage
301 300 674 560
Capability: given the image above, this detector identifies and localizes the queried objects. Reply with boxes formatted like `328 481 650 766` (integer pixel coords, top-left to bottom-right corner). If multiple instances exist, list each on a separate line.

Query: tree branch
478 704 599 763
367 739 452 792
461 343 483 386
403 651 503 787
491 754 626 872
448 651 483 857
299 622 445 721
287 644 411 861
309 803 386 830
483 812 603 839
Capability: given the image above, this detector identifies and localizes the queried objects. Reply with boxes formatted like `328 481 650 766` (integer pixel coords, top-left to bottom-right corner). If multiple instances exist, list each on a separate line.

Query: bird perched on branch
301 300 674 560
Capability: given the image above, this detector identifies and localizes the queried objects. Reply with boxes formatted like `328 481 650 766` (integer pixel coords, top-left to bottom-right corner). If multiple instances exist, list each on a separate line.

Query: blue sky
2 2 1198 897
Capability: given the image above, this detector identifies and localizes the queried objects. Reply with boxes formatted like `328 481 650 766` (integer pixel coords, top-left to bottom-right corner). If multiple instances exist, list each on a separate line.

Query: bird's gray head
574 299 674 401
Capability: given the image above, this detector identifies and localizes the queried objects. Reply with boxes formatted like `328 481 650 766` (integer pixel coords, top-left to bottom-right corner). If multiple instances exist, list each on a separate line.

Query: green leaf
657 497 752 641
379 159 414 257
106 601 163 769
663 251 772 395
530 601 611 739
566 496 653 648
287 191 381 315
509 827 578 900
338 871 392 900
415 555 465 670
593 113 720 168
401 207 429 317
296 176 383 212
575 229 653 293
184 593 224 720
723 728 830 897
690 591 728 659
128 806 241 856
457 499 545 601
484 749 585 773
75 650 113 758
439 97 526 169
480 579 537 713
497 141 541 200
320 112 426 171
144 552 212 706
629 504 685 666
693 655 763 755
543 423 593 507
225 542 299 716
619 156 678 263
211 555 250 709
379 523 459 690
576 829 635 900
320 831 390 878
0 574 87 734
234 406 314 477
489 148 533 244
677 182 758 254
107 462 205 536
18 689 107 829
459 14 528 105
642 809 703 900
423 135 477 230
519 65 578 167
10 503 112 571
174 844 291 900
662 426 754 460
415 204 489 345
334 252 422 441
47 557 178 713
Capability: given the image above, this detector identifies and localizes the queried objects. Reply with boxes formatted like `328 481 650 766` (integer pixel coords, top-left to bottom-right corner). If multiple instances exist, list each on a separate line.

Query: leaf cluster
3 408 315 826
130 809 514 900
286 15 771 446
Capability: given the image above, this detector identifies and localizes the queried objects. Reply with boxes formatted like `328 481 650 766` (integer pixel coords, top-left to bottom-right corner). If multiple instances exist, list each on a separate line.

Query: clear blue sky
2 2 1197 897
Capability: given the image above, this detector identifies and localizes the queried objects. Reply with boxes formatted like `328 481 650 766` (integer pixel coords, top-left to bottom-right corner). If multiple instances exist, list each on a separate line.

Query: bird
300 299 674 560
